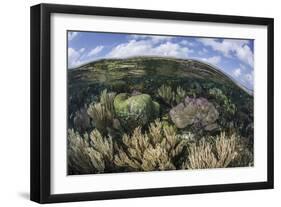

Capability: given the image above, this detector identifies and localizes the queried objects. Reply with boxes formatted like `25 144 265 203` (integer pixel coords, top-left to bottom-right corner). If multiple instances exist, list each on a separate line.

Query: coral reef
67 121 251 174
67 129 114 174
114 93 160 129
114 120 188 171
87 90 117 135
73 105 90 132
157 84 175 106
68 88 252 175
208 88 236 115
183 132 239 169
67 57 254 175
157 85 187 106
67 129 95 174
175 86 187 104
169 96 219 130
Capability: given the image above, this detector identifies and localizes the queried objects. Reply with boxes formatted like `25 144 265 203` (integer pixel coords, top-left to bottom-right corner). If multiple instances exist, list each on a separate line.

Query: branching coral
175 86 187 104
87 90 117 135
157 85 187 106
68 58 254 175
67 128 115 174
183 132 238 169
209 88 236 115
100 89 116 114
114 120 188 171
68 125 252 174
89 129 114 163
88 129 115 171
67 129 96 174
157 84 175 106
73 105 90 132
187 81 202 97
69 90 250 174
230 137 254 167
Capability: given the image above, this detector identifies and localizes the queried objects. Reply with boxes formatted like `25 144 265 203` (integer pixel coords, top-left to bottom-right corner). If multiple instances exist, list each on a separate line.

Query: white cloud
197 38 253 67
236 44 254 67
198 48 208 56
68 32 78 41
150 36 175 44
79 48 85 53
233 68 241 77
68 46 104 68
108 39 190 59
87 46 104 57
179 40 194 47
155 42 190 57
129 34 148 40
68 47 81 68
129 35 175 44
201 56 221 65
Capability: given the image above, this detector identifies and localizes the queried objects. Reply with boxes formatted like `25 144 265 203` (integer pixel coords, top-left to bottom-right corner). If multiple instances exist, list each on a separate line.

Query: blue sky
68 31 254 90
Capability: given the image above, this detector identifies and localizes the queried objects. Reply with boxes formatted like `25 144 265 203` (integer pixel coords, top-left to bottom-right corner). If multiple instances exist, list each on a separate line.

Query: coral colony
67 56 254 175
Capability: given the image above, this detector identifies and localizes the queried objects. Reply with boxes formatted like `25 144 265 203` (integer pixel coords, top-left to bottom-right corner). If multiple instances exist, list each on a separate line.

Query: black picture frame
30 3 274 204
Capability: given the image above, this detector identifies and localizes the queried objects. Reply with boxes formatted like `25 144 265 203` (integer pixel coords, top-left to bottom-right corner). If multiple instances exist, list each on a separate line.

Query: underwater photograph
67 31 254 175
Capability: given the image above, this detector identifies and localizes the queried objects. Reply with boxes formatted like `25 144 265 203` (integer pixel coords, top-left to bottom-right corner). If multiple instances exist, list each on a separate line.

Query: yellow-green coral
157 85 189 106
157 84 175 106
113 93 160 129
175 86 187 104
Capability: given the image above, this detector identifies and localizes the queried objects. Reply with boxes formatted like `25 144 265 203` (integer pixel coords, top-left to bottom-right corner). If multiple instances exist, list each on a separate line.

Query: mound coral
114 93 160 129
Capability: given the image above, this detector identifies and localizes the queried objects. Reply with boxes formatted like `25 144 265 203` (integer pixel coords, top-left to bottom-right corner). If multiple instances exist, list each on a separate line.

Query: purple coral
169 96 219 130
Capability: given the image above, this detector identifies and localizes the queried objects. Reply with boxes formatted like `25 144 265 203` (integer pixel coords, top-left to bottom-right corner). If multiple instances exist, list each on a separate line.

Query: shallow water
67 57 254 175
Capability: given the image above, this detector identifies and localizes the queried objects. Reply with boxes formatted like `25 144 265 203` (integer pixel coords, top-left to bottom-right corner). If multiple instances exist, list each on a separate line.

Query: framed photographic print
30 3 274 203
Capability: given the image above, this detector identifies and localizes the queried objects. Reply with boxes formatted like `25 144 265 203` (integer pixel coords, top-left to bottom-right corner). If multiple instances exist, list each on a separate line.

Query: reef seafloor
67 56 254 175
